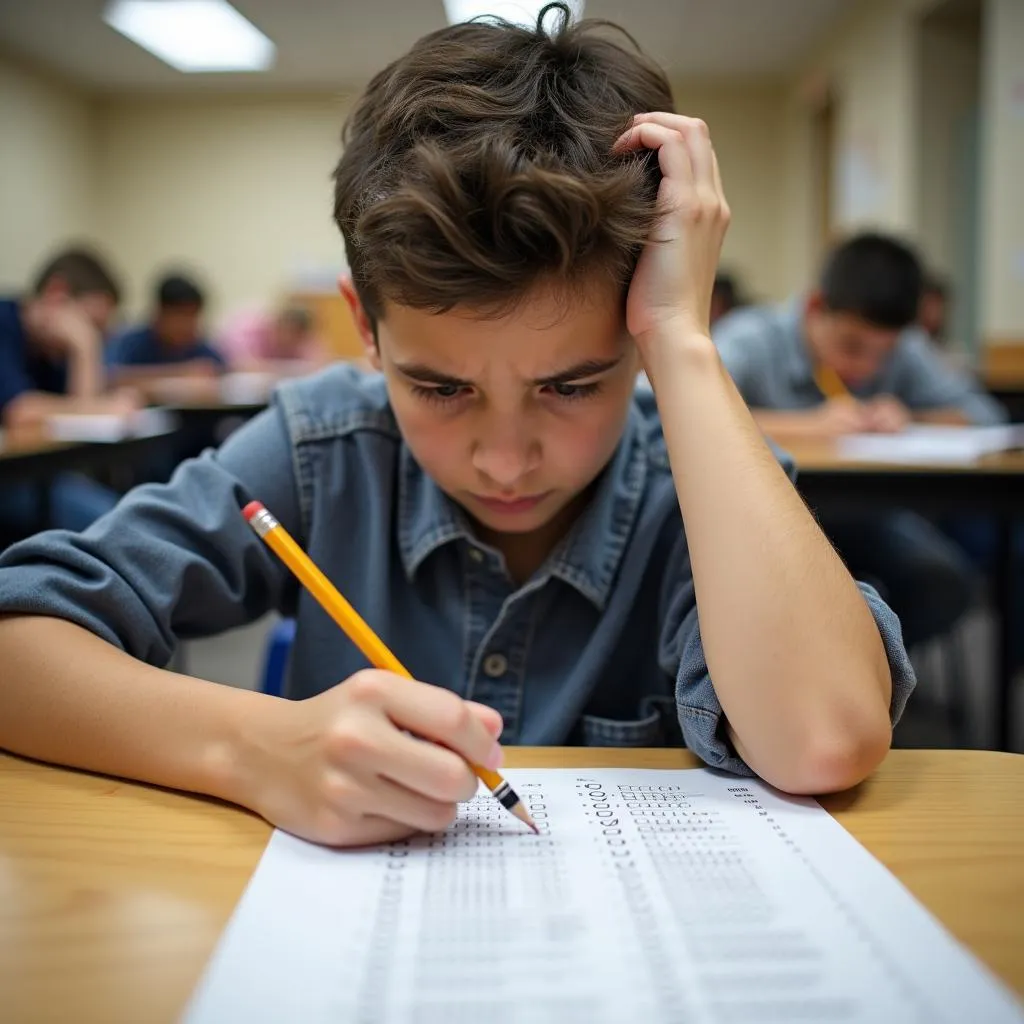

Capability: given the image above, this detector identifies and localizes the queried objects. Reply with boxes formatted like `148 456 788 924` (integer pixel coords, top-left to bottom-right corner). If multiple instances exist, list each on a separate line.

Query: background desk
0 429 181 535
0 748 1021 1023
786 441 1024 751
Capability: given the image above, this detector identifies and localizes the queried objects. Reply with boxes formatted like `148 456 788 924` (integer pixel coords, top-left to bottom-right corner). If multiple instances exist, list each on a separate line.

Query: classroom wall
780 0 939 294
671 82 789 304
0 54 101 291
979 0 1024 343
94 94 354 322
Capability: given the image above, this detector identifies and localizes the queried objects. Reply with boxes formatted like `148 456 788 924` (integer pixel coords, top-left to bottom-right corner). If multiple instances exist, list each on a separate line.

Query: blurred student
710 271 743 325
714 233 1005 648
918 273 949 343
216 304 327 373
107 274 225 398
0 248 134 534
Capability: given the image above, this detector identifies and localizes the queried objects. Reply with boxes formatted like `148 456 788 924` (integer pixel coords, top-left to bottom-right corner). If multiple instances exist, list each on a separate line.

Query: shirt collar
397 403 648 611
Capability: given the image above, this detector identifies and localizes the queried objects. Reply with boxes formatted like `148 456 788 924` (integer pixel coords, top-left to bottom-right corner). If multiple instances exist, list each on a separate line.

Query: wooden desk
0 748 1021 1023
783 439 1024 751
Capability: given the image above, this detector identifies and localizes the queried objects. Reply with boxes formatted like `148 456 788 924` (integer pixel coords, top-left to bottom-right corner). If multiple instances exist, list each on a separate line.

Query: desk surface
0 431 81 462
781 438 1024 475
0 748 1021 1022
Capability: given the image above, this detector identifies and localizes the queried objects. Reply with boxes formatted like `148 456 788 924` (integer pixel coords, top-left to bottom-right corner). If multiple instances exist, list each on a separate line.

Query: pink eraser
241 500 265 523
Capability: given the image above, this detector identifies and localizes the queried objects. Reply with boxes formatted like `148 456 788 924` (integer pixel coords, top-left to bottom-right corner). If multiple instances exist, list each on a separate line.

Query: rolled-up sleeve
0 402 302 667
657 539 917 777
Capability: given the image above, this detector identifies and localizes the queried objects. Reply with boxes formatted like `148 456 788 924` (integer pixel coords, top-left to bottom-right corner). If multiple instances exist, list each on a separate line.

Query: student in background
918 272 949 343
216 304 328 373
0 8 912 847
107 274 225 398
710 271 744 325
714 233 1004 649
0 248 135 533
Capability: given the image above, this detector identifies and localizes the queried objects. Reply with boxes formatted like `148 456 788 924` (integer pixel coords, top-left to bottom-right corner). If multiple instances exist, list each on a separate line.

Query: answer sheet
183 769 1023 1024
837 423 1024 464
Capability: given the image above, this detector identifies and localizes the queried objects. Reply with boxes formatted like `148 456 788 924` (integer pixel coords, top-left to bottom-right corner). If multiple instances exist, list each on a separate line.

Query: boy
107 273 225 398
0 8 913 849
216 304 327 372
0 247 135 533
712 234 1003 649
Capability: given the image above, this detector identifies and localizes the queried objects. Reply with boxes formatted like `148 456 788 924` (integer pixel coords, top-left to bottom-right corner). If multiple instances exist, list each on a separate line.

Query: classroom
0 0 1022 1021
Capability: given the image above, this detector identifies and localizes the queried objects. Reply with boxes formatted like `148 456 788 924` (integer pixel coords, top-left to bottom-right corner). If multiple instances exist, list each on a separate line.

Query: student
0 248 135 534
710 271 744 325
216 303 328 373
713 233 1004 648
0 7 913 848
106 274 225 396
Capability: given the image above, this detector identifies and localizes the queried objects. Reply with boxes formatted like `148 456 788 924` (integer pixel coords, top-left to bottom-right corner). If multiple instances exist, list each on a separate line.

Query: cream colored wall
979 0 1024 341
916 16 980 279
781 0 940 294
94 94 354 321
0 54 100 290
673 82 789 303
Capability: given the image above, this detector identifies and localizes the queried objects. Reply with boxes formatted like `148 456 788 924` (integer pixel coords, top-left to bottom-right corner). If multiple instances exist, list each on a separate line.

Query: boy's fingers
383 681 502 770
612 121 693 185
466 700 504 739
348 722 480 803
631 112 716 188
357 774 460 835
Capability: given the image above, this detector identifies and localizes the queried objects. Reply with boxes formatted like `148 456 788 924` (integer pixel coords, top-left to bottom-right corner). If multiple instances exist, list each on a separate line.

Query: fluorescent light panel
103 0 275 73
442 0 584 30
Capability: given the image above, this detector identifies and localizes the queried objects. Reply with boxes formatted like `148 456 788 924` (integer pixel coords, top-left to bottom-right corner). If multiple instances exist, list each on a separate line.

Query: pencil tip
509 801 539 834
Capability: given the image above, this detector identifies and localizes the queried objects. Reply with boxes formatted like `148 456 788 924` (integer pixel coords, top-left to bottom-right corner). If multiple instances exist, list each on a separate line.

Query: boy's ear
805 290 827 316
339 274 381 370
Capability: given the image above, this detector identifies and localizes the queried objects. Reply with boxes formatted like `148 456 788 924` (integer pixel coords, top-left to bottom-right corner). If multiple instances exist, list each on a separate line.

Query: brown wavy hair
332 2 673 323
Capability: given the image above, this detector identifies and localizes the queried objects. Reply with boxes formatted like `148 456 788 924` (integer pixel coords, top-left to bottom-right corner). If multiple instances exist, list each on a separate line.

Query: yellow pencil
242 500 537 834
813 365 850 400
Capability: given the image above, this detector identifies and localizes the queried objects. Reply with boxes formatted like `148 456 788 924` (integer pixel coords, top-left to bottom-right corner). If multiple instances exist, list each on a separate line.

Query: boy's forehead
378 286 627 371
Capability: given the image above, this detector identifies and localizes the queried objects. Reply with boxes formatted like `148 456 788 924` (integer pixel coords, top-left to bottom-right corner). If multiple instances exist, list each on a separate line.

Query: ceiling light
103 0 275 73
442 0 584 30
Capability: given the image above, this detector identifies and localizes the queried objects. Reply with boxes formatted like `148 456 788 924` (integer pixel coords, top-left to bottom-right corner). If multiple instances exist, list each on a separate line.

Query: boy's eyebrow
394 356 624 387
531 357 623 385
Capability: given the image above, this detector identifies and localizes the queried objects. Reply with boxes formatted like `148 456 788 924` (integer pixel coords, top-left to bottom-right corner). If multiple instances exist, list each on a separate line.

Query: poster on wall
836 133 889 224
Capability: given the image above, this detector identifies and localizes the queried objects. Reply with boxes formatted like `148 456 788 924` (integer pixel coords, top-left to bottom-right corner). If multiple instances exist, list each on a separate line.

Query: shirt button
483 653 508 678
468 548 484 563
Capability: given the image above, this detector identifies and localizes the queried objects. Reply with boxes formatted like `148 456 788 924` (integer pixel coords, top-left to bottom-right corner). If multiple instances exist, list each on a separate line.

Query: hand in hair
614 112 731 347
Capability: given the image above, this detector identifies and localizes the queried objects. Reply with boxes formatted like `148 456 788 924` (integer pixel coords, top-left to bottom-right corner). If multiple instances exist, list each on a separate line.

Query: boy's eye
545 381 602 401
412 382 467 405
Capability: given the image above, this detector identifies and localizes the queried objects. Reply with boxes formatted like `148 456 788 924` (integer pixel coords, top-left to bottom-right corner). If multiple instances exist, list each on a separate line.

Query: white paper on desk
837 424 1024 464
182 769 1023 1024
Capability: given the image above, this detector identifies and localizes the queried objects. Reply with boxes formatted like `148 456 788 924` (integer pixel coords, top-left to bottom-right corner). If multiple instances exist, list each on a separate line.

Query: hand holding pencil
242 501 537 845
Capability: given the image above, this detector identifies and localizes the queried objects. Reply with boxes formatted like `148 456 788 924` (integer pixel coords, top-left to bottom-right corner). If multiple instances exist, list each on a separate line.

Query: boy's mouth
472 492 549 515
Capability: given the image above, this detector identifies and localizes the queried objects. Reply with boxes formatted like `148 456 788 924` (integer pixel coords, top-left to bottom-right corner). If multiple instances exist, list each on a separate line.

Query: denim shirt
0 365 915 773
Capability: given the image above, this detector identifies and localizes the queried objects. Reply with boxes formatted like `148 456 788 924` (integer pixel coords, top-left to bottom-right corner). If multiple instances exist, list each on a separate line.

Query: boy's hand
810 397 873 437
614 112 731 348
863 395 911 434
242 671 504 847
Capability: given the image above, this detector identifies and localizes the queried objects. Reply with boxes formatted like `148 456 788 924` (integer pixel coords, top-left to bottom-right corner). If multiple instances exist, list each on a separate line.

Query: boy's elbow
779 705 892 795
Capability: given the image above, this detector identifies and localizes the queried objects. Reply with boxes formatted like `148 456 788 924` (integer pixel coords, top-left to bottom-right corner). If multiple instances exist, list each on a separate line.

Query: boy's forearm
0 615 271 806
643 333 892 794
63 332 104 400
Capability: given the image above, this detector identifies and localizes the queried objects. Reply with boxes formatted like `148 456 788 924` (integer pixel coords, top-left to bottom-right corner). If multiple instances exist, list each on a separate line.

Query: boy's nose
471 428 537 488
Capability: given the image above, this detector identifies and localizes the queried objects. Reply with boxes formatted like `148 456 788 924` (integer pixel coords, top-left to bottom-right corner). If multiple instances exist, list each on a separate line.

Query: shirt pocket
579 695 682 748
